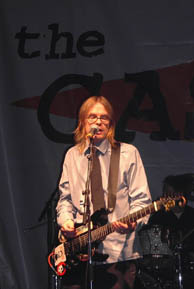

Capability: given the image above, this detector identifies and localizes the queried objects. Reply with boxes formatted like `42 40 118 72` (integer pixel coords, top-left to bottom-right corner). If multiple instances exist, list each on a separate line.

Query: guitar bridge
54 243 66 266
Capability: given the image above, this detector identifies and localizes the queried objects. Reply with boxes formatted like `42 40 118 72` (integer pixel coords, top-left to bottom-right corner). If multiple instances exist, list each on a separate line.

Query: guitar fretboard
66 199 164 255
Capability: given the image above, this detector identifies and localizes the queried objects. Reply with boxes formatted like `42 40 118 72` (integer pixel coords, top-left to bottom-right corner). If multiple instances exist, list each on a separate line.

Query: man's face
85 102 110 143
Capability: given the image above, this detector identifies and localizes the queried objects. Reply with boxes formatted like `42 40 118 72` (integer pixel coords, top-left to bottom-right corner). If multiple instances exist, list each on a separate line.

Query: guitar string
65 197 181 256
67 203 156 254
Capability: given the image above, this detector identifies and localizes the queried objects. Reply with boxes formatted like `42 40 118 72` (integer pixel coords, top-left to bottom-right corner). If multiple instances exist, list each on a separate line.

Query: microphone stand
39 189 62 289
82 138 94 289
24 189 61 289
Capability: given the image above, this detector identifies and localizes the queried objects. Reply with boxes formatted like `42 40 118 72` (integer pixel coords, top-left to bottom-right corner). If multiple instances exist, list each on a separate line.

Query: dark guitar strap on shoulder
107 142 120 212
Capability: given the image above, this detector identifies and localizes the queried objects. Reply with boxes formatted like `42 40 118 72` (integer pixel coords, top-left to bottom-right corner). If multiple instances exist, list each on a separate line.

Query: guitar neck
91 199 162 242
67 199 164 256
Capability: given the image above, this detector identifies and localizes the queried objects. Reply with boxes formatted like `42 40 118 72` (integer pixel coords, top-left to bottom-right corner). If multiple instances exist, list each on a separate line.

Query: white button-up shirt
56 139 152 263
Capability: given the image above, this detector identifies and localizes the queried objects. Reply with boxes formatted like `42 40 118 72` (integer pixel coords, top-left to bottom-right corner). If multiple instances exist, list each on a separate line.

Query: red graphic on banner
12 61 194 141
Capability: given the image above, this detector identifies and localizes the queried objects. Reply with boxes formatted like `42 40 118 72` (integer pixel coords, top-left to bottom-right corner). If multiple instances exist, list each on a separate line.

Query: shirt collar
84 138 110 155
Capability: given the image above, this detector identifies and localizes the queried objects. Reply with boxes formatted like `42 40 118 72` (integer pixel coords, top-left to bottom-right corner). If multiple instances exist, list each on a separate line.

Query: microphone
86 125 99 138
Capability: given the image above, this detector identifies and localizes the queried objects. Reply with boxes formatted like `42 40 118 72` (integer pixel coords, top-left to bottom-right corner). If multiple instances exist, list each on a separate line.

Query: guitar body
54 208 109 271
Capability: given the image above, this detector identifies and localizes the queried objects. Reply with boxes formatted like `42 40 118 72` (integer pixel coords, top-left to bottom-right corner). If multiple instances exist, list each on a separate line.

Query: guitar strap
107 142 120 212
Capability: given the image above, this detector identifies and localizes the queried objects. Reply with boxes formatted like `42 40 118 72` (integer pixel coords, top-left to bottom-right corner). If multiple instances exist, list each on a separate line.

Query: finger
61 220 75 232
129 221 137 230
114 221 129 229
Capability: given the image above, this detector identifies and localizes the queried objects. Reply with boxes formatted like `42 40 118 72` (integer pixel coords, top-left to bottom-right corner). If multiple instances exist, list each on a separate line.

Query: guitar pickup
75 222 93 236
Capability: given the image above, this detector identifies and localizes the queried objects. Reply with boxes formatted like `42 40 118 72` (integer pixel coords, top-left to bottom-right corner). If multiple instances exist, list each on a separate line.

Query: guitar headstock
160 194 186 211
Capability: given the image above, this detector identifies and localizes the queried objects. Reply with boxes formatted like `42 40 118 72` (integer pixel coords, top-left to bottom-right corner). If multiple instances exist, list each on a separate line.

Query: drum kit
137 224 194 289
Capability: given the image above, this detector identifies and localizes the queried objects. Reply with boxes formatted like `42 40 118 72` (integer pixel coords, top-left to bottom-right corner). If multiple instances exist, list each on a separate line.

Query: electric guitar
48 195 185 276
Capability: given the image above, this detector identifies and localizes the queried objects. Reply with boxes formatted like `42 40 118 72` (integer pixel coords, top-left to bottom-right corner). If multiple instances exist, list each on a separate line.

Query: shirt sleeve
127 146 152 228
56 152 76 227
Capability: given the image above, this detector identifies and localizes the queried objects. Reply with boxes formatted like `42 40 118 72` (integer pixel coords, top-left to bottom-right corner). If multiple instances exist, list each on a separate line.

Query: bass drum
138 224 173 271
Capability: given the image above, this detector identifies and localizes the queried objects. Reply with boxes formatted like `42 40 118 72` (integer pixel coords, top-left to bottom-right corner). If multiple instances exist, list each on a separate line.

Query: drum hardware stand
173 243 184 289
172 226 194 289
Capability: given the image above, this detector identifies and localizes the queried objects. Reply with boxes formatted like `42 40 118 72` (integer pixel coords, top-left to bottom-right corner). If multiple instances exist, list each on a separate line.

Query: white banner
0 1 194 289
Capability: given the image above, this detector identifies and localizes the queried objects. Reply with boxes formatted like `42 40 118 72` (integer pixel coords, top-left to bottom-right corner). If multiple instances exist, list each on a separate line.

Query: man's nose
96 117 102 124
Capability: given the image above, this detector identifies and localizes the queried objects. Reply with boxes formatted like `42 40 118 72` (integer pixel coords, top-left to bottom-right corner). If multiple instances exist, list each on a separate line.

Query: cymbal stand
174 243 184 289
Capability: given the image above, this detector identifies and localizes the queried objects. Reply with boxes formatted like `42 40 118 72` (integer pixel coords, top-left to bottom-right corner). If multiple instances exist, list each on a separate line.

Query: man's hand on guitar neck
113 221 137 234
61 219 76 238
60 219 137 240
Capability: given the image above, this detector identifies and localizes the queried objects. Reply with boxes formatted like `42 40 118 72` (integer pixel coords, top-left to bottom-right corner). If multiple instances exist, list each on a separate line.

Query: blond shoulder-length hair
74 96 117 152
